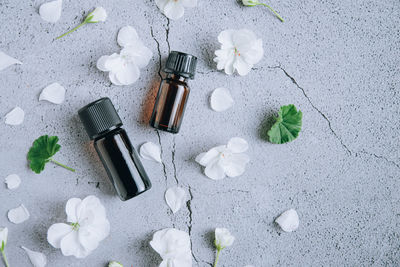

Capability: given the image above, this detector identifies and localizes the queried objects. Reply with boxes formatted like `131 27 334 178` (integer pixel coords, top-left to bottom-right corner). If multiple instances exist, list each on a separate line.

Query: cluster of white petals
97 26 152 86
47 195 110 258
155 0 197 20
214 228 235 249
214 29 264 76
196 137 250 180
150 228 192 267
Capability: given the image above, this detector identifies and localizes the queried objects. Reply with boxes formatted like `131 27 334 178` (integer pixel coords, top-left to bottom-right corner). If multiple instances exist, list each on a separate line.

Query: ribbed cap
164 51 197 79
78 98 122 140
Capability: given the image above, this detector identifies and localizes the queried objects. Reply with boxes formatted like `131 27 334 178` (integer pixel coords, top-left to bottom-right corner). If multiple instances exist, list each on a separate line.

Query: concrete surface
1 0 399 266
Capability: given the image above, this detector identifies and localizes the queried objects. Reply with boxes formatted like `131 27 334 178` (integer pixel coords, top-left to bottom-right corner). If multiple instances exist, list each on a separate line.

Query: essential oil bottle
150 51 197 133
78 97 151 201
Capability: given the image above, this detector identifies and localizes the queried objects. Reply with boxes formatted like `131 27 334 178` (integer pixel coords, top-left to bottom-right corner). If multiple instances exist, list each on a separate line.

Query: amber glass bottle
78 98 151 201
150 51 197 133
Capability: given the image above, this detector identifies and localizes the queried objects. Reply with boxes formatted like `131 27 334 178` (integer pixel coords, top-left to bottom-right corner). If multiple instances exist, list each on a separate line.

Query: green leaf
267 104 302 144
27 135 61 174
1 240 4 251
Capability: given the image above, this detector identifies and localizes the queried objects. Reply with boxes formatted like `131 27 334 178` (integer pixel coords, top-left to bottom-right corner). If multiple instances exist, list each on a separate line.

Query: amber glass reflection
149 74 190 133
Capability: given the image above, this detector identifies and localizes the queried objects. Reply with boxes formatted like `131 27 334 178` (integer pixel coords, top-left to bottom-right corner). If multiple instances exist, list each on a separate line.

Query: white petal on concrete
0 51 22 71
39 0 62 23
210 87 234 112
165 186 186 213
108 261 123 267
8 204 30 224
5 174 21 190
117 26 139 47
5 107 25 125
21 246 47 267
39 82 65 104
139 142 162 163
275 209 299 232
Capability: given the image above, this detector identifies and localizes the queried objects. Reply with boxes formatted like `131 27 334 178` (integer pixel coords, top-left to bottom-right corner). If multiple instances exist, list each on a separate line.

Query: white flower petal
39 0 62 23
65 198 81 223
204 158 226 180
96 55 110 71
195 148 220 167
165 186 186 213
103 53 124 72
5 174 21 190
233 56 252 76
243 39 264 65
155 0 169 11
5 106 24 125
121 44 153 69
210 87 234 112
275 209 299 232
227 137 248 153
89 7 107 22
0 228 8 247
60 230 90 258
39 82 65 104
163 1 185 20
47 223 72 249
215 228 235 248
21 246 47 267
117 26 139 47
217 30 235 48
223 153 250 177
150 228 191 261
0 51 22 71
115 63 140 85
140 142 162 163
8 204 30 224
109 72 124 85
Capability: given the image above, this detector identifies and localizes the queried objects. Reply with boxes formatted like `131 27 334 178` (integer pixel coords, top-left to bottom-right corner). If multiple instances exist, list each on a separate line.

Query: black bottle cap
78 97 122 140
164 51 197 79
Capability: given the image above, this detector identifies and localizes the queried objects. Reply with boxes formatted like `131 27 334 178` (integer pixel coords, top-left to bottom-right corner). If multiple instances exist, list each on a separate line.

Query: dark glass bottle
150 51 197 133
78 98 151 201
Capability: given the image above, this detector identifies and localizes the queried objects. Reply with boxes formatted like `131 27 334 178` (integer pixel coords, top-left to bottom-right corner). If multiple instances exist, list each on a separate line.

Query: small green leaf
267 104 302 144
1 240 4 251
27 135 74 173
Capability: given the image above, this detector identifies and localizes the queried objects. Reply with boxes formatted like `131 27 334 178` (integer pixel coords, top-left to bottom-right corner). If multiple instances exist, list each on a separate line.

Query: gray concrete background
0 0 399 266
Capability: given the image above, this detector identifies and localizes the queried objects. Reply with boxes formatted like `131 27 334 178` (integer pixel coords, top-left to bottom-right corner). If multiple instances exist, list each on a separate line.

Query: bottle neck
166 73 188 83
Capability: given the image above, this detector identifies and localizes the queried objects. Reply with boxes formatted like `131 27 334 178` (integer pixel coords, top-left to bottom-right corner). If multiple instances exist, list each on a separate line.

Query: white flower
195 137 250 180
39 82 66 104
214 29 264 76
275 209 299 232
4 106 25 126
39 0 62 23
87 7 107 23
140 142 162 163
242 0 258 6
210 87 234 112
0 51 22 71
165 186 186 213
5 174 21 190
47 195 110 258
8 204 30 224
155 0 197 20
97 26 152 86
150 228 192 267
0 228 8 247
214 228 235 249
21 246 47 267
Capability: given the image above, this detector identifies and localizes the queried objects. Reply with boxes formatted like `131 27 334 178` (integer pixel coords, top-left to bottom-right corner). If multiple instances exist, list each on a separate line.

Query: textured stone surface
1 0 400 266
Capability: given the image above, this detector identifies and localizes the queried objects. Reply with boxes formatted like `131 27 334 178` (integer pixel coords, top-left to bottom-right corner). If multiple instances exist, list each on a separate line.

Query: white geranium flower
97 26 152 86
47 195 110 258
150 228 192 267
195 137 250 180
155 0 197 20
56 7 107 39
213 228 235 267
0 227 10 267
214 29 264 76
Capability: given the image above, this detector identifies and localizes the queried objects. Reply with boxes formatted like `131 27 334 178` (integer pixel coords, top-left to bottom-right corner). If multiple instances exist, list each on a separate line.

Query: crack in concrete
358 150 400 169
155 129 168 183
273 65 352 155
150 26 163 80
164 18 170 53
185 186 199 263
171 137 179 185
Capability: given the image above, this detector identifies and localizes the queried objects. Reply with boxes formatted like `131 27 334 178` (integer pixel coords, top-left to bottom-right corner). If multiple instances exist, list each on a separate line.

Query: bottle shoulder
93 127 125 142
